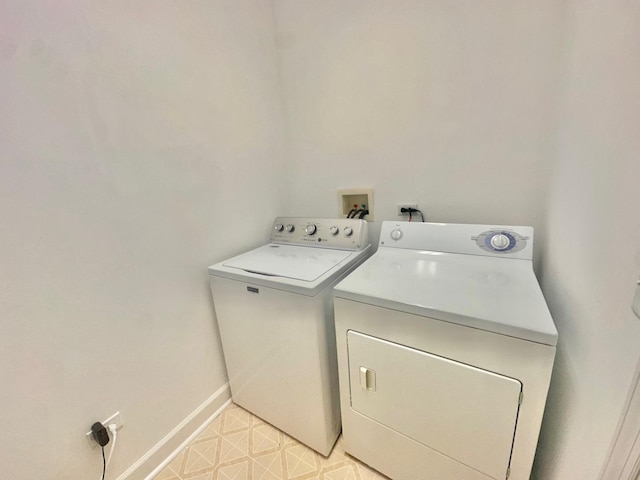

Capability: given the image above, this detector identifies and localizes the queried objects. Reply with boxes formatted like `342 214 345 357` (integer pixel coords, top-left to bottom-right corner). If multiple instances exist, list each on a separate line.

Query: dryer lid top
334 248 558 346
221 244 353 282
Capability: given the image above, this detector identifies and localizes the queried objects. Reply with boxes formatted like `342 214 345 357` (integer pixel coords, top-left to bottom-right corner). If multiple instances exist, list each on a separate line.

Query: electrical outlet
397 204 418 216
86 411 124 447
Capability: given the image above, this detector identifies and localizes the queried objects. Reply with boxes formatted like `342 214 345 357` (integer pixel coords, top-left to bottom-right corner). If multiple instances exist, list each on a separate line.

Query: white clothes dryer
209 217 371 455
333 222 557 480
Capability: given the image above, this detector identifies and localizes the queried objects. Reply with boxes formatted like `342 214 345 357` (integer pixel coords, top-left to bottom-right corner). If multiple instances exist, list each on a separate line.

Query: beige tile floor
155 402 389 480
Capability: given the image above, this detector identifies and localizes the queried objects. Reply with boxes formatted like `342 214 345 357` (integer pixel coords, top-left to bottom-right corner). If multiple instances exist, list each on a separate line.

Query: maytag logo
247 286 259 294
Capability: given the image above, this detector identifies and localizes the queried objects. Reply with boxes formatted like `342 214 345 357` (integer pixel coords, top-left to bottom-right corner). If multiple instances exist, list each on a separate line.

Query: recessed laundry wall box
333 222 557 480
338 188 374 220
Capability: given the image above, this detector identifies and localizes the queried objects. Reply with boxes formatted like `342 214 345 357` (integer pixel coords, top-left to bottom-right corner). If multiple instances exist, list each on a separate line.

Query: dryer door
347 331 522 480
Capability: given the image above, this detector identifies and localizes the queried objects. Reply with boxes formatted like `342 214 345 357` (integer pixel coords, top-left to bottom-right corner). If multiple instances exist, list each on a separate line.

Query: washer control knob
305 224 317 235
343 226 353 237
285 224 295 233
329 226 339 235
491 233 510 250
390 229 403 241
274 224 284 232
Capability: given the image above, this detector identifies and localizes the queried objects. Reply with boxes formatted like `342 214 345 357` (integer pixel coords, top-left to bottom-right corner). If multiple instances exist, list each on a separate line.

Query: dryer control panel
271 217 369 251
474 229 528 254
379 222 533 260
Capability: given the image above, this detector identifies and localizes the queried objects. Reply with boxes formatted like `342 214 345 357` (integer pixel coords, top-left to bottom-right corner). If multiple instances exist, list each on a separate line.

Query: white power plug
105 423 118 468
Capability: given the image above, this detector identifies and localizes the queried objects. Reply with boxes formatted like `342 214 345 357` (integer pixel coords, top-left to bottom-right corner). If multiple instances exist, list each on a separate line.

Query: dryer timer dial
490 234 510 250
474 230 527 254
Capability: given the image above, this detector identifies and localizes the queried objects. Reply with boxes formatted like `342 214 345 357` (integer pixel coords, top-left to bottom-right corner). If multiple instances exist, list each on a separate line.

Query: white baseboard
116 383 232 480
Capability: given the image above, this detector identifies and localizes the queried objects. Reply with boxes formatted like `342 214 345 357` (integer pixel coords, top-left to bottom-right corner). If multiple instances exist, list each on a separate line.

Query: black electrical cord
400 207 425 222
413 209 425 222
101 446 106 480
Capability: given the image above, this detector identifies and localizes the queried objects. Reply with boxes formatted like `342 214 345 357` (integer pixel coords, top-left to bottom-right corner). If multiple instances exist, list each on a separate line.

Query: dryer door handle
359 366 377 392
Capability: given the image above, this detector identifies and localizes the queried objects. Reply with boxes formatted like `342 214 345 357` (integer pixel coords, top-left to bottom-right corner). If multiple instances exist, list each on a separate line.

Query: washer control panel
474 229 528 254
271 217 369 251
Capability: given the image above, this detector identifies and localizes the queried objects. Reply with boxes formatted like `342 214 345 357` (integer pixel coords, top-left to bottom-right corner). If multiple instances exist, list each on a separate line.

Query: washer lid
221 244 353 282
334 248 558 346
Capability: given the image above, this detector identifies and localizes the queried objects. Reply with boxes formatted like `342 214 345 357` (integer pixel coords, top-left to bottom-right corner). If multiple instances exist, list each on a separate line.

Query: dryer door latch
359 367 377 392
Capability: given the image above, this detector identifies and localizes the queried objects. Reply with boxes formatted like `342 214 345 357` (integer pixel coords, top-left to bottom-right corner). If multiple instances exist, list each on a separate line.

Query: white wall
0 1 285 478
3 1 639 478
534 1 640 478
273 1 640 478
273 0 565 261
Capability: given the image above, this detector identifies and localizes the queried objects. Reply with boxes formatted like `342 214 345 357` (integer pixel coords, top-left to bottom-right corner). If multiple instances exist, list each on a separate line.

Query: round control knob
390 229 403 241
305 224 317 235
490 233 511 250
285 224 295 233
329 226 339 235
274 224 284 232
343 226 353 237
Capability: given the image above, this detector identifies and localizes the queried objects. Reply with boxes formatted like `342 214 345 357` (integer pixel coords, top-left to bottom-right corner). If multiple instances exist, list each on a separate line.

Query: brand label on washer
247 286 259 294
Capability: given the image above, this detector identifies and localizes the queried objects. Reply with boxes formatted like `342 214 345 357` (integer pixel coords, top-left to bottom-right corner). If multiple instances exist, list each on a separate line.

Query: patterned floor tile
183 437 220 475
219 431 250 464
217 458 251 480
222 406 252 434
251 423 280 455
252 451 283 480
154 403 389 480
284 444 320 479
187 472 215 480
321 463 358 480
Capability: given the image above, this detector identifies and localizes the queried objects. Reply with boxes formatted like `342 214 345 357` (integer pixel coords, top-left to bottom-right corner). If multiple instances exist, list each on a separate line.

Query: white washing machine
333 222 557 480
208 217 371 455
